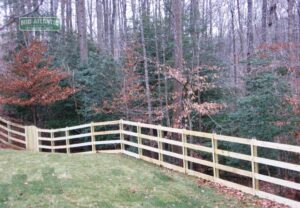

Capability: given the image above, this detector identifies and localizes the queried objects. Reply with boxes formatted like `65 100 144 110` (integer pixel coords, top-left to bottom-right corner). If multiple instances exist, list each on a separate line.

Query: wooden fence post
50 130 54 153
212 132 219 180
137 123 142 156
65 128 70 154
157 125 163 164
7 121 12 144
182 129 188 173
91 122 96 152
251 137 259 194
119 120 125 151
25 126 39 152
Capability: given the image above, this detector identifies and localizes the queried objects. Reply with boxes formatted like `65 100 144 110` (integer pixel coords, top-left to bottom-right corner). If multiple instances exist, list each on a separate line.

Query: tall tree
87 0 94 41
262 0 267 43
287 0 295 44
247 0 254 73
236 0 244 56
172 0 183 127
66 0 72 32
190 0 200 67
96 0 104 51
139 0 153 124
103 0 110 52
268 0 279 42
76 0 88 64
111 0 116 56
61 0 66 34
230 2 237 85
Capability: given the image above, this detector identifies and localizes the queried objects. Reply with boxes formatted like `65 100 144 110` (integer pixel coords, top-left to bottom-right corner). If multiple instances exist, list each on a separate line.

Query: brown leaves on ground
197 179 289 208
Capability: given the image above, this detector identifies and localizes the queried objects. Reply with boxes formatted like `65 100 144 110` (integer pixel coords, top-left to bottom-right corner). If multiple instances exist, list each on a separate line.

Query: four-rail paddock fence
0 117 299 208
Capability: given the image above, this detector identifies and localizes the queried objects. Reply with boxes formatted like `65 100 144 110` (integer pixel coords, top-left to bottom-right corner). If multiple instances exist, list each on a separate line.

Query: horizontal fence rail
0 117 27 149
0 117 299 208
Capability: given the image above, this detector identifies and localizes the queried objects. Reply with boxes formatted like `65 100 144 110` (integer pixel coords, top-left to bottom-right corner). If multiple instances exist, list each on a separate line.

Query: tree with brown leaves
0 40 76 125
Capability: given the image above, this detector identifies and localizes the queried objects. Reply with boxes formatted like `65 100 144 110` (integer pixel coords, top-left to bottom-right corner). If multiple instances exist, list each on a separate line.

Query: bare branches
0 0 44 31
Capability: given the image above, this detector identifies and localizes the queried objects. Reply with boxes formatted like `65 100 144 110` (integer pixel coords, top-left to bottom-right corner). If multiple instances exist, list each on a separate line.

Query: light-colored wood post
182 129 188 173
25 126 39 152
157 125 163 164
251 137 259 194
137 122 142 156
119 119 125 151
7 121 12 144
50 130 55 153
65 128 70 154
212 132 219 180
91 122 96 153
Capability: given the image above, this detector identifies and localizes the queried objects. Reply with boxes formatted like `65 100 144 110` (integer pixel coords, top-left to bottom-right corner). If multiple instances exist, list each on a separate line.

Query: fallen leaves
197 179 289 208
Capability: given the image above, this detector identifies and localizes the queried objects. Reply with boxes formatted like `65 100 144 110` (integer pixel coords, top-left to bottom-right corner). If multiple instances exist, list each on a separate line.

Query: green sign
19 17 60 31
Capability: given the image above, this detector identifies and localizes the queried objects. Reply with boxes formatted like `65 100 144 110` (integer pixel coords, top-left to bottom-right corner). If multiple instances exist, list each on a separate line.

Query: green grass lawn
0 150 259 208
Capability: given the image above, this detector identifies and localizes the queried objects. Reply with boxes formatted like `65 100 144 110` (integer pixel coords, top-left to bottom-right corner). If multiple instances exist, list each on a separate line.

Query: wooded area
0 0 299 203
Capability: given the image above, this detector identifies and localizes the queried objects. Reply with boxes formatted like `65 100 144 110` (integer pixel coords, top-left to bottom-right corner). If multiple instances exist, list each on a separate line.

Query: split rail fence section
0 117 299 208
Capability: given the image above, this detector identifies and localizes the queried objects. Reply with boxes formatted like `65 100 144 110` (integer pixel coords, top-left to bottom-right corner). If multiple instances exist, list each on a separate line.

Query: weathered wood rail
0 117 299 207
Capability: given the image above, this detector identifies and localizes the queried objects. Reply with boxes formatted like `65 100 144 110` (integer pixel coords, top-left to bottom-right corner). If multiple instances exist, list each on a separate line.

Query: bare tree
61 0 66 34
247 0 254 73
103 0 110 52
262 0 267 43
110 0 116 56
66 0 72 32
237 0 244 56
76 0 88 64
96 0 104 51
268 0 279 42
172 0 184 127
287 0 295 44
87 0 94 41
230 2 237 85
139 0 153 124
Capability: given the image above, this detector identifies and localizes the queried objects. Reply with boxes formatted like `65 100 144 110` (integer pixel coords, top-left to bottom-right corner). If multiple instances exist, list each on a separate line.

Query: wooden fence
0 117 27 149
0 117 299 208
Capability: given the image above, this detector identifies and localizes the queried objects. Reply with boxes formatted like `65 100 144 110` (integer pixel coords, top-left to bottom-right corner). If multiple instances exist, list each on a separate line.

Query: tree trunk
32 0 40 39
268 0 279 42
160 1 171 127
237 0 244 56
298 0 300 42
230 4 237 86
61 0 66 34
87 0 93 41
76 0 88 64
66 0 72 32
131 0 137 33
209 0 213 40
247 0 254 73
121 0 127 41
172 0 183 127
262 0 267 43
190 0 200 67
287 0 295 44
139 1 153 125
154 0 163 118
96 0 104 51
103 0 110 52
111 0 116 57
50 0 58 16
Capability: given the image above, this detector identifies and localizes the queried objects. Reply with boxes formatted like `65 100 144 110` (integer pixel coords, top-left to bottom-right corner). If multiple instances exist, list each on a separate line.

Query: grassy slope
0 150 258 208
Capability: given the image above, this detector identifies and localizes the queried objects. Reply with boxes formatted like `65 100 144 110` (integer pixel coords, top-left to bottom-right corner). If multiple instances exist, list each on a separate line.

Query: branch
0 0 44 31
